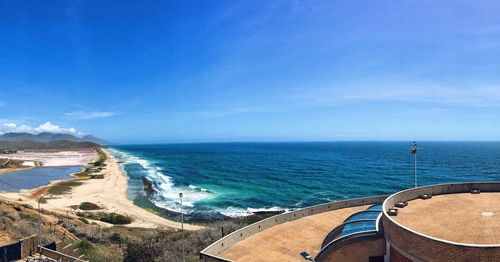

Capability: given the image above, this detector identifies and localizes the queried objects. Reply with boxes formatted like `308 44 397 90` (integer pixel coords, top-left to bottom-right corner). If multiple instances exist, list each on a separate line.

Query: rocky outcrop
142 177 155 195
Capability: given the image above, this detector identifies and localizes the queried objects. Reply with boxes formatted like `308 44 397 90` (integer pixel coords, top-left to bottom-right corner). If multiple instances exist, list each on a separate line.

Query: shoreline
0 166 33 174
0 148 202 230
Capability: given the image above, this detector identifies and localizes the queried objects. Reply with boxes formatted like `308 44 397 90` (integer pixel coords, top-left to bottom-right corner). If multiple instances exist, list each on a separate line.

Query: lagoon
0 166 83 192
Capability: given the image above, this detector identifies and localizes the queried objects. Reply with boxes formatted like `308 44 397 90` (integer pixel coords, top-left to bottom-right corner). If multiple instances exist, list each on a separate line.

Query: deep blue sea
109 142 500 217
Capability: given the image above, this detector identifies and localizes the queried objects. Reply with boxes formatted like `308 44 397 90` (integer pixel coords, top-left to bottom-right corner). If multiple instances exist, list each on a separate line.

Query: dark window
369 256 384 262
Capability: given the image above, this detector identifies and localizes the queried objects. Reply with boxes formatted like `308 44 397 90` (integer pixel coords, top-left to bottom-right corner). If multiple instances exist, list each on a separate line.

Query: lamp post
179 192 184 262
38 194 44 249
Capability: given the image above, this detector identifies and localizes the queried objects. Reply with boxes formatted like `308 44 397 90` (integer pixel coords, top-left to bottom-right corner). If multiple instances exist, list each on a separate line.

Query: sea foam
220 206 290 218
108 148 212 213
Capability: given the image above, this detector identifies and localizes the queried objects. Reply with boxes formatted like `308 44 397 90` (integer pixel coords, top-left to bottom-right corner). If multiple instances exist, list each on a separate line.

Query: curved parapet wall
382 182 500 262
315 233 386 262
200 195 387 262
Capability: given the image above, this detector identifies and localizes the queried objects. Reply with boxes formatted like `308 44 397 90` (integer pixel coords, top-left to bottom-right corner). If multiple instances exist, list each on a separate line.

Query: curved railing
200 195 387 262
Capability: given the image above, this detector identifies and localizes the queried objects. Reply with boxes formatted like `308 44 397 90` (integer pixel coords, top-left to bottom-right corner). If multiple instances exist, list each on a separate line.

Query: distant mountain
0 132 107 145
0 140 100 150
81 135 107 145
37 132 83 142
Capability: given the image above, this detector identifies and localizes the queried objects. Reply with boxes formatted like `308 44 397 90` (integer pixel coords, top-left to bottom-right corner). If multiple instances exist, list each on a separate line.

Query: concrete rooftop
393 192 500 245
219 205 369 262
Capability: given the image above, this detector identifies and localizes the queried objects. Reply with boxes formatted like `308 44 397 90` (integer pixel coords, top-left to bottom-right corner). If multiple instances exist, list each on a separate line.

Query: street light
38 194 44 249
179 192 184 262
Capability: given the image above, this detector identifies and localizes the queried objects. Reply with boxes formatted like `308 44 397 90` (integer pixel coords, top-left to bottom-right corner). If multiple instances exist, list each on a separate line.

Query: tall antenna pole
412 141 418 188
414 146 417 188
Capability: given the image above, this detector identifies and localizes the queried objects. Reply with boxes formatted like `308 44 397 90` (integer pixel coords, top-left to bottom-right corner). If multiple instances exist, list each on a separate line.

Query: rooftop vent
388 208 398 216
419 194 432 200
395 201 408 208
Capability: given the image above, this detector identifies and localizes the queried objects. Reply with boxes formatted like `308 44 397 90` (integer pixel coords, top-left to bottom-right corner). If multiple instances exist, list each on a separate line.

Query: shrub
79 217 90 224
86 245 123 262
109 232 123 244
76 239 95 254
100 213 133 225
21 204 33 209
79 202 102 210
74 168 92 177
47 181 83 195
124 236 166 262
19 213 40 223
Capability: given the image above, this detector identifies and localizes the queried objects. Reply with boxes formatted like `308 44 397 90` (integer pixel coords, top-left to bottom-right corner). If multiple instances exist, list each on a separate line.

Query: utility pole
180 192 185 262
411 141 422 188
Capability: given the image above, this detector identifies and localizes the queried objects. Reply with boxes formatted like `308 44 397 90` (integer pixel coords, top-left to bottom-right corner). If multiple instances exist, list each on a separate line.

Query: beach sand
0 149 202 230
0 167 32 174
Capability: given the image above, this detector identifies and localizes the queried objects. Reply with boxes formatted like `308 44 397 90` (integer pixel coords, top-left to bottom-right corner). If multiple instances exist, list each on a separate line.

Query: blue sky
1 1 500 143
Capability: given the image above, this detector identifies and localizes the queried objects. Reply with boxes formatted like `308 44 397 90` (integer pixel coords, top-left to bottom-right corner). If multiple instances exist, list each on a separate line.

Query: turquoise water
109 142 500 218
0 166 83 192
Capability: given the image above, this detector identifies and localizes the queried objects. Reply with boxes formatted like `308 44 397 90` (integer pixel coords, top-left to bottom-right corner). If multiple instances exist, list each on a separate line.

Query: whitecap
108 148 214 213
219 206 290 218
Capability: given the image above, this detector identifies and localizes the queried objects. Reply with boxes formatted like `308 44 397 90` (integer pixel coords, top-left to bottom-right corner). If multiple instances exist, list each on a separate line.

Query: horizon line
107 140 500 146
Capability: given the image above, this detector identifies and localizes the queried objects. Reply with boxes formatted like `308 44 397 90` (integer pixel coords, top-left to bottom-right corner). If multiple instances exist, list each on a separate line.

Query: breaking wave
108 148 213 213
220 206 290 218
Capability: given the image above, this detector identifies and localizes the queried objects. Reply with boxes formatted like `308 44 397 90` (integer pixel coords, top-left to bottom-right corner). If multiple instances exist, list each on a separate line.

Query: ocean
109 142 500 219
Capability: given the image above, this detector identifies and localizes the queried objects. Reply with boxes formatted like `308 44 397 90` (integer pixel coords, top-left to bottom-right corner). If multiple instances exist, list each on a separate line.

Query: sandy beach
0 167 32 174
0 149 202 230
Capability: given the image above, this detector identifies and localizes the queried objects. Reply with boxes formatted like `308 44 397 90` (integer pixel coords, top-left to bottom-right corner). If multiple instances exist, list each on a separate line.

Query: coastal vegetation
77 211 134 225
123 212 277 262
75 240 122 262
74 148 107 178
79 202 102 210
93 148 107 166
46 180 83 195
0 189 278 262
0 201 57 246
99 213 133 225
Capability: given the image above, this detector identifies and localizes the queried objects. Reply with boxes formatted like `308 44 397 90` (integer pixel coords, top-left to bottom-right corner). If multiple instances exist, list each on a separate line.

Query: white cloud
0 122 83 136
64 111 115 120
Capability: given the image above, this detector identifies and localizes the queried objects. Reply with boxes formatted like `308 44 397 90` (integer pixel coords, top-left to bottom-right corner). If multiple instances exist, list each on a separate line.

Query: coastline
0 166 33 174
0 148 202 230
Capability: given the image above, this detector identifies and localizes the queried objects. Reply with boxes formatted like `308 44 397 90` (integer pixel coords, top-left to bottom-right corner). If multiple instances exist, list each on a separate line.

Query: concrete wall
389 245 413 262
316 234 385 262
382 182 500 262
200 195 387 262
